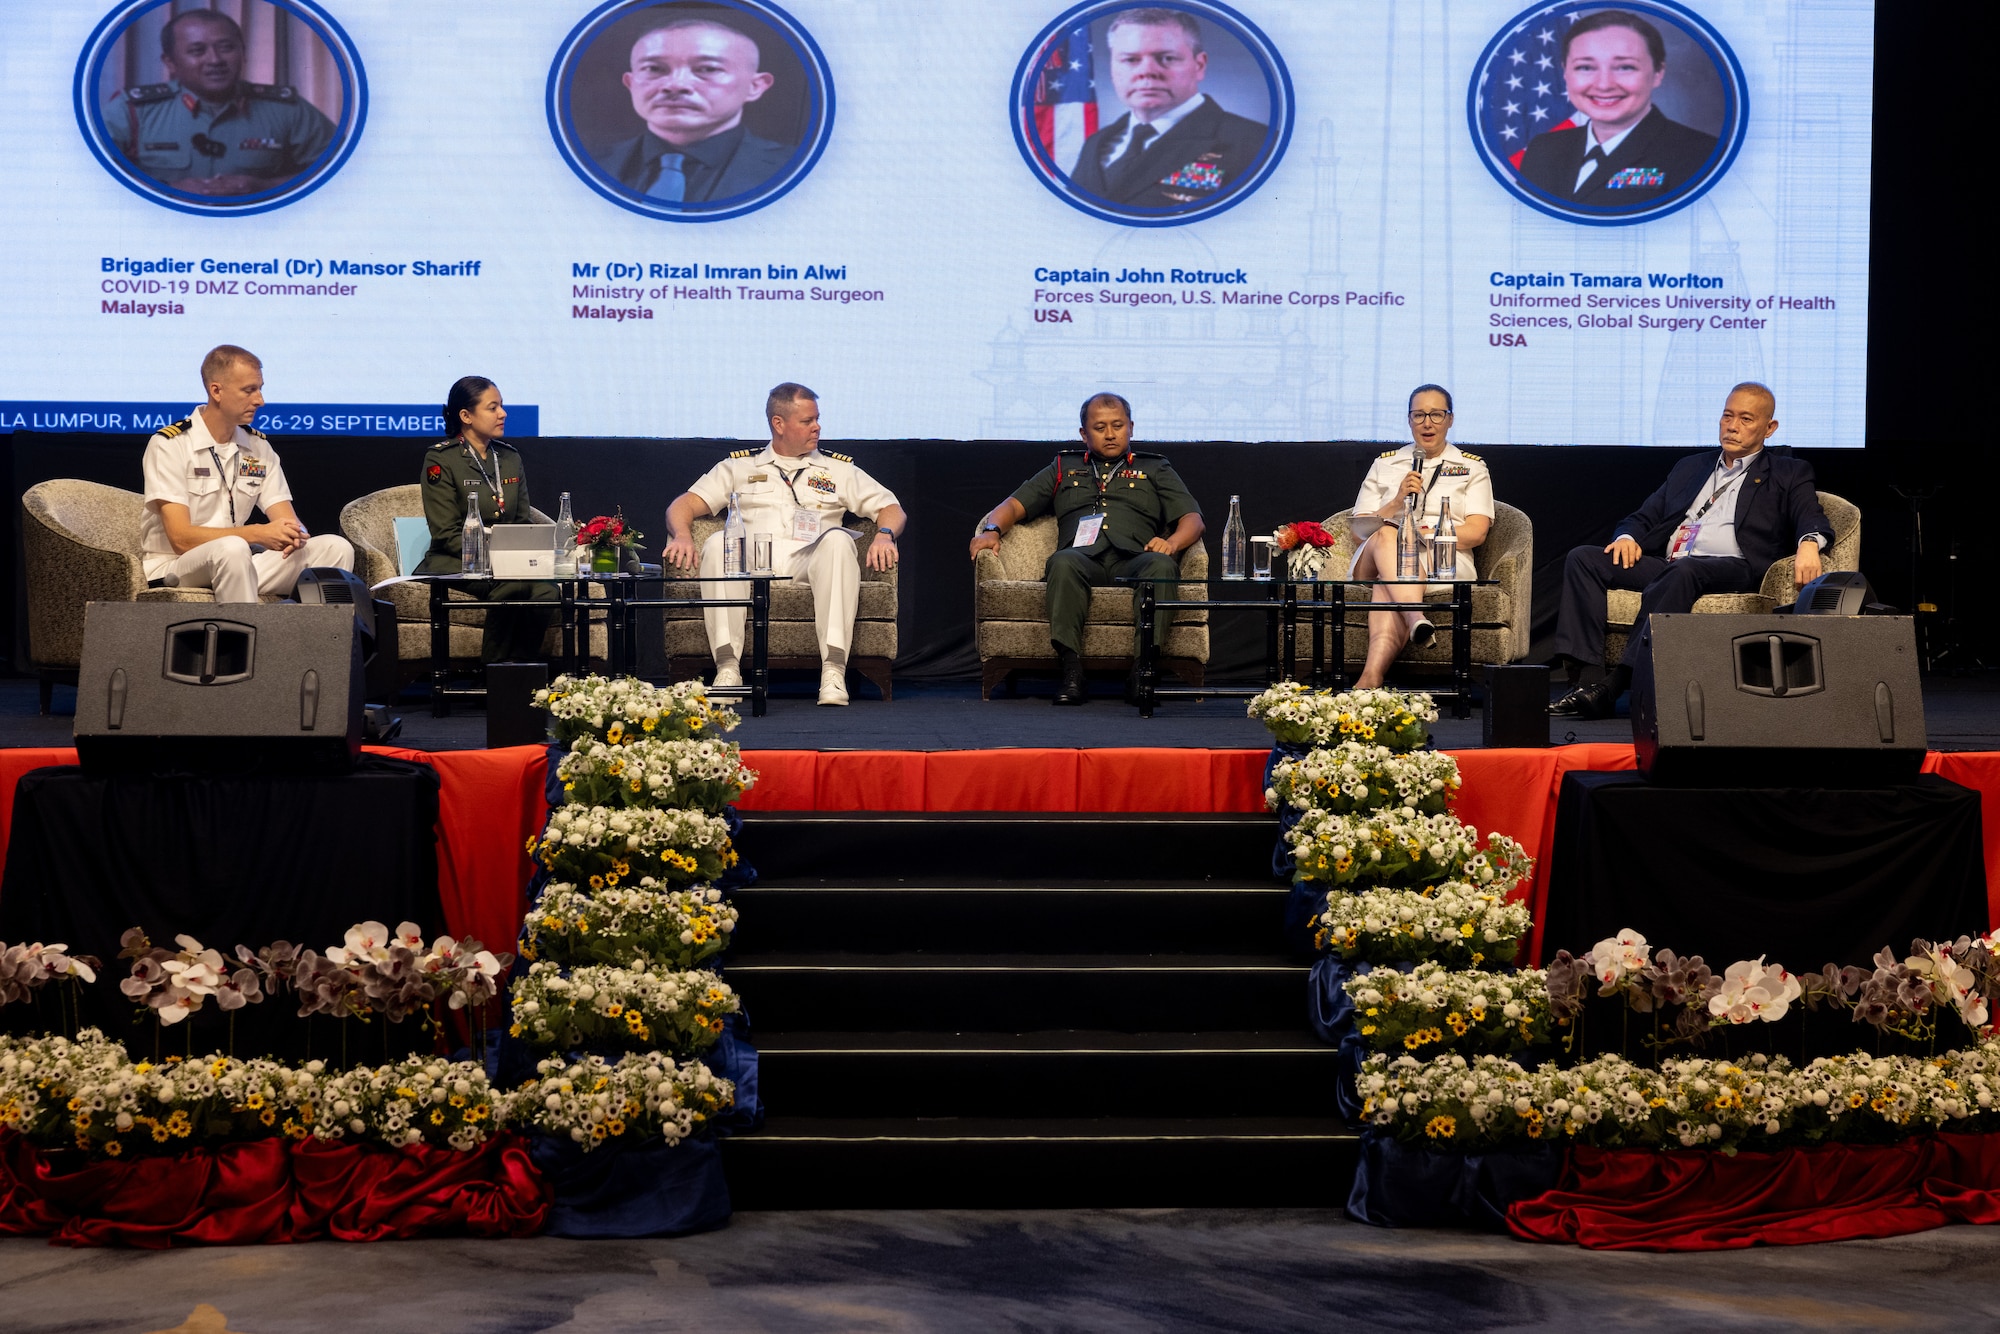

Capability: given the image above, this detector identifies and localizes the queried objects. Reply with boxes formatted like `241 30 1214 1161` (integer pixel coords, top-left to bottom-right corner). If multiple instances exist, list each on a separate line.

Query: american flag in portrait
1032 26 1098 176
1474 11 1580 170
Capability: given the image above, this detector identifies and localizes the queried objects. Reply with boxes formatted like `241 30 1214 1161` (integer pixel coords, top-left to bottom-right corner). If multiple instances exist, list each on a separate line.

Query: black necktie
1576 144 1607 194
1107 123 1159 190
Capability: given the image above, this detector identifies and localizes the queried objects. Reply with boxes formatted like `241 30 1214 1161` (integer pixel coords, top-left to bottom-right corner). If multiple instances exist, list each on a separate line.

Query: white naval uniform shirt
1354 442 1494 540
687 445 898 549
139 408 295 581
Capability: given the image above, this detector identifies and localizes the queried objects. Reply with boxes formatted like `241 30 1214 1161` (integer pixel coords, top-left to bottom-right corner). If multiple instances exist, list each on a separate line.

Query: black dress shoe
1054 646 1089 706
1408 619 1437 648
1549 681 1617 719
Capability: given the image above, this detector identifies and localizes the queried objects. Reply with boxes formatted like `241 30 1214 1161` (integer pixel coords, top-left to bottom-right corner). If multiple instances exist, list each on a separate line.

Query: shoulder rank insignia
823 450 853 463
1456 450 1482 462
158 416 192 438
247 83 298 103
1378 449 1401 459
124 82 174 104
728 449 756 459
1131 450 1168 460
245 425 268 439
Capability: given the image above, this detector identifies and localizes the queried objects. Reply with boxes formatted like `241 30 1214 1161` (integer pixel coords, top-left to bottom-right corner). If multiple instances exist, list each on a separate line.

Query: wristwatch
979 522 1000 534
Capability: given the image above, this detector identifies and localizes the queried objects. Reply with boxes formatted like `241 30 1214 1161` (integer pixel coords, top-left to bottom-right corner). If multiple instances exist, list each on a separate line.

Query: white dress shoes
711 663 743 689
818 665 850 706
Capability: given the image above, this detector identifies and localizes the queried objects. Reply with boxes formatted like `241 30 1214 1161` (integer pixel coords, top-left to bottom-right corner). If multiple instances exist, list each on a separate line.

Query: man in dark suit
603 18 791 204
1549 382 1833 719
1066 8 1268 211
1517 9 1719 211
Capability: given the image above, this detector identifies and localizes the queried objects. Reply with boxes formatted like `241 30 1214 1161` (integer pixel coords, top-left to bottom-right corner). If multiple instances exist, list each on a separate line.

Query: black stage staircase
720 812 1358 1207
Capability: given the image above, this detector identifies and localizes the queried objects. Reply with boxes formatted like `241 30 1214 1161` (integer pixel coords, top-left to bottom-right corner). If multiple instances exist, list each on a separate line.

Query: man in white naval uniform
663 383 905 705
139 344 353 603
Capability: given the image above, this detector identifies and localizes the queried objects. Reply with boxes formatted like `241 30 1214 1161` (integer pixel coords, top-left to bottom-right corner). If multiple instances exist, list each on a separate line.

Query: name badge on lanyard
1667 522 1701 560
792 508 820 542
1072 513 1105 547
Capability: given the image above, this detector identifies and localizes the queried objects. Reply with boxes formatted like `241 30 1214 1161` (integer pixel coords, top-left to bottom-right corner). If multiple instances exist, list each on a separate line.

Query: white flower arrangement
1288 807 1531 892
1268 743 1461 817
522 883 738 972
0 1031 323 1157
535 674 739 745
1248 683 1437 750
1344 963 1552 1056
1707 956 1804 1025
1316 883 1531 968
499 1051 733 1151
529 804 738 888
509 961 739 1055
1356 1040 2000 1154
311 1057 498 1152
556 737 757 813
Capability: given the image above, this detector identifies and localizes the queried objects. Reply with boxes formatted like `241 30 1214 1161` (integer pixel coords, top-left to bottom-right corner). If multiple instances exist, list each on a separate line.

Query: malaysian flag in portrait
1031 25 1098 176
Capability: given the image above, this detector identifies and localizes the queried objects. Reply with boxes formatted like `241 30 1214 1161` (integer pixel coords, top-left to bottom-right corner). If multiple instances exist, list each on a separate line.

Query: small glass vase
590 546 619 574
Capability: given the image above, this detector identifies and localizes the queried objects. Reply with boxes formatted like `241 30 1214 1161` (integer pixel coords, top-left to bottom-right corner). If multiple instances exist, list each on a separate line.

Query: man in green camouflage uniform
107 9 337 197
971 393 1205 705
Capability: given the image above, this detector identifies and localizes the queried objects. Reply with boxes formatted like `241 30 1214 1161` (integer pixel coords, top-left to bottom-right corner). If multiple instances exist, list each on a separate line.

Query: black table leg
1451 580 1473 719
750 580 770 718
1281 580 1298 681
1263 576 1279 687
1136 582 1157 718
429 578 450 717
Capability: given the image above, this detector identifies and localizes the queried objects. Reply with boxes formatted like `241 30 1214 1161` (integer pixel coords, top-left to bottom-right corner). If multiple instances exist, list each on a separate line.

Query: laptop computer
487 523 559 578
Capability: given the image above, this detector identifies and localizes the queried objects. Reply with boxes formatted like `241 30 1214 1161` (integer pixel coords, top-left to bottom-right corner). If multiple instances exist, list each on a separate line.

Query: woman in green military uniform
416 376 558 664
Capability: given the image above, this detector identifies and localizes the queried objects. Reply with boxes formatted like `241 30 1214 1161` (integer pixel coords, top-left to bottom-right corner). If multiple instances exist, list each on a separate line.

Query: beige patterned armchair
1312 499 1535 670
1602 491 1860 664
20 480 276 713
973 515 1208 698
660 515 899 700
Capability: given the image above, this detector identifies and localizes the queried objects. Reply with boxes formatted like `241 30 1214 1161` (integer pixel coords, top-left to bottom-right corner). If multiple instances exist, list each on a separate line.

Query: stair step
740 812 1278 882
729 880 1288 954
731 954 1308 1031
721 1116 1359 1208
756 1030 1338 1117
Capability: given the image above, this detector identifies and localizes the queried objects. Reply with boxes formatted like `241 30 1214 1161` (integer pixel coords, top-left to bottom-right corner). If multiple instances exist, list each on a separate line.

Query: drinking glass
1250 536 1274 580
752 533 774 574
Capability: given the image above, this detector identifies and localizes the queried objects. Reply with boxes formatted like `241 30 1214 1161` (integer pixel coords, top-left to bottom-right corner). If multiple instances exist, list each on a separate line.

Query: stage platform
5 675 1996 754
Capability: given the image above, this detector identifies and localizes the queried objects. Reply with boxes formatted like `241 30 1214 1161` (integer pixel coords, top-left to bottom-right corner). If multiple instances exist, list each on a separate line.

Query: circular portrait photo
74 0 365 215
1012 1 1293 227
547 0 834 222
1469 1 1747 226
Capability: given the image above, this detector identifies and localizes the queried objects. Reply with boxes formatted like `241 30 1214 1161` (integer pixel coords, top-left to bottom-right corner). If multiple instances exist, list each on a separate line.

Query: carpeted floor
3 1210 1997 1332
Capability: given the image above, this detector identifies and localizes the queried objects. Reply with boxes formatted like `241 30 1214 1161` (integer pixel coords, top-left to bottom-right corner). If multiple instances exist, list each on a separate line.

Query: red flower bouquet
575 512 644 554
1274 521 1335 552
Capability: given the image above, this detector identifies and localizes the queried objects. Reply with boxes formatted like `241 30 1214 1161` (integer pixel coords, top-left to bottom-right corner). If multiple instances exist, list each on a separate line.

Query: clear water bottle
552 491 578 577
1221 495 1247 580
1396 489 1423 580
722 490 747 577
461 479 488 576
1431 498 1458 581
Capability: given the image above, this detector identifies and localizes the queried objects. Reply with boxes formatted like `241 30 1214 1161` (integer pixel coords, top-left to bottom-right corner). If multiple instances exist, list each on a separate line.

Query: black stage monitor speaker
74 601 364 774
1483 664 1551 748
1630 613 1925 787
1792 570 1886 617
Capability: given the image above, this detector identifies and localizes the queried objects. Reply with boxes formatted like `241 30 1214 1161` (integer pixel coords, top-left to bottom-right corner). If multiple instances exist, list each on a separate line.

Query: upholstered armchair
973 515 1209 698
660 516 899 700
1311 500 1534 669
339 484 591 679
20 479 277 713
1602 491 1861 664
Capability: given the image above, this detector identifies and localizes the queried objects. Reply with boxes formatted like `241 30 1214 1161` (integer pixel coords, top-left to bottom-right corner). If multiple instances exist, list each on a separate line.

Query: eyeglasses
1408 410 1452 424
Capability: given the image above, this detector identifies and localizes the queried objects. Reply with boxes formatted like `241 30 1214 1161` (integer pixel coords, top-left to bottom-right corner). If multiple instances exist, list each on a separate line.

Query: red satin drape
1508 1133 2000 1250
0 1129 549 1247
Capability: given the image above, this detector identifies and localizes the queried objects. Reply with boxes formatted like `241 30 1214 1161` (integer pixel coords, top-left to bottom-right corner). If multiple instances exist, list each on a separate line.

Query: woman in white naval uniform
1346 385 1494 688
